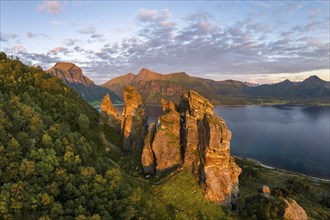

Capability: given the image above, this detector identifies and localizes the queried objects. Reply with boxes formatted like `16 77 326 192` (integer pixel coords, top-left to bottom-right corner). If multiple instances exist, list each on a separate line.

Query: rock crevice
120 85 148 152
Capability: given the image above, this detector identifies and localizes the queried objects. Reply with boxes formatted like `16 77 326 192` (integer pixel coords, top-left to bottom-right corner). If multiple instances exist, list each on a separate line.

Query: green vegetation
150 170 233 219
67 80 122 104
236 157 330 220
1 53 329 219
0 53 164 219
87 100 102 108
219 96 330 106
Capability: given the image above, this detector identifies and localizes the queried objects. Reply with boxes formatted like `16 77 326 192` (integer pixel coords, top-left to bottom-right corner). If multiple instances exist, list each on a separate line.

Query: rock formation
121 85 148 151
141 90 241 205
182 90 241 206
141 122 156 173
284 199 308 220
152 99 181 172
48 62 94 86
47 62 121 103
262 185 271 198
99 93 120 130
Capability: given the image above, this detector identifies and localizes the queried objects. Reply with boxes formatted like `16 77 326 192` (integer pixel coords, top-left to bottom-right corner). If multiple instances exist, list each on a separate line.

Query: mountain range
47 63 329 105
103 68 330 105
47 62 121 104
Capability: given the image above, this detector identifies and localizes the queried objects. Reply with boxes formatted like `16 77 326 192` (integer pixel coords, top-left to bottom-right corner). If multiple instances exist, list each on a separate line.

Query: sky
0 0 329 85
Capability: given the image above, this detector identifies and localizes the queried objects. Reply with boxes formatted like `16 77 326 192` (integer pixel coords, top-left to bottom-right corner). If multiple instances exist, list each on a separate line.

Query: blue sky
1 0 329 84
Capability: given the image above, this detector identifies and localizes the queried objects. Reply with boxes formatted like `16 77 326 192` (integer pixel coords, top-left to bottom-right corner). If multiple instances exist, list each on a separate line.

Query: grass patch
88 100 102 107
150 170 234 219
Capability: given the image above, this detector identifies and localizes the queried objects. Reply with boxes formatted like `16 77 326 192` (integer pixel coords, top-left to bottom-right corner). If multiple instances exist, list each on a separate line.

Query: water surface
215 106 330 179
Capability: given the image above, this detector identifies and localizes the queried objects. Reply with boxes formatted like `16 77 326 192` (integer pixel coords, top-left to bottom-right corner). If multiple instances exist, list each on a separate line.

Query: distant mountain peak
54 62 78 70
278 79 294 86
138 68 159 75
48 62 94 86
303 75 322 82
168 71 189 78
137 68 162 80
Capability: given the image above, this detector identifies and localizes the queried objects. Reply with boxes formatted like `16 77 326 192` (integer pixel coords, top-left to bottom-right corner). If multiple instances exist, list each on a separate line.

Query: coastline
235 156 330 183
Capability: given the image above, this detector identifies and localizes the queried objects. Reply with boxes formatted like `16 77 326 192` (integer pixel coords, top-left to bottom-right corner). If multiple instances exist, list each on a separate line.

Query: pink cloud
36 0 66 15
50 46 67 54
13 44 24 53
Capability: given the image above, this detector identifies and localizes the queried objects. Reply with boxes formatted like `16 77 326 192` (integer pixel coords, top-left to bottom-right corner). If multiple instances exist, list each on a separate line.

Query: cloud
64 38 79 46
7 6 329 85
26 32 51 39
49 46 68 54
36 0 66 15
77 25 96 34
137 9 158 22
0 33 19 42
287 2 304 14
27 32 37 38
91 34 105 39
14 44 25 52
51 20 61 26
307 7 322 18
137 8 172 23
114 27 133 33
0 33 8 42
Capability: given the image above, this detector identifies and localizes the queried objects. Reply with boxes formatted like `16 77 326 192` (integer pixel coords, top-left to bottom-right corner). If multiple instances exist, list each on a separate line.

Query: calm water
216 106 330 179
113 105 330 179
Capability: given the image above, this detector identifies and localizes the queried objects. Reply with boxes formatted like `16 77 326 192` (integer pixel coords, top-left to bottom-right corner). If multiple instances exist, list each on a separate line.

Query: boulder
120 85 148 151
262 185 271 198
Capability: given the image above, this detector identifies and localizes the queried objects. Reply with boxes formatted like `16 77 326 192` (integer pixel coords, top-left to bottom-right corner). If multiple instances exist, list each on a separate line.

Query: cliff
141 90 241 205
102 68 217 104
99 93 120 130
48 62 94 86
48 62 121 103
103 68 330 105
120 85 148 151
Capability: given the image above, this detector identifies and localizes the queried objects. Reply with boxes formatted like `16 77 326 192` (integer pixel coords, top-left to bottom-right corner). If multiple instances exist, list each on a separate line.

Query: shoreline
235 156 330 183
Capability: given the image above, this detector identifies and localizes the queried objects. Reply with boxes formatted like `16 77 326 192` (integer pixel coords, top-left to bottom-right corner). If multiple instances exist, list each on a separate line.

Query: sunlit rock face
284 199 308 220
120 85 148 152
181 90 241 206
99 93 120 130
141 122 156 174
141 90 241 205
153 99 182 173
48 62 94 85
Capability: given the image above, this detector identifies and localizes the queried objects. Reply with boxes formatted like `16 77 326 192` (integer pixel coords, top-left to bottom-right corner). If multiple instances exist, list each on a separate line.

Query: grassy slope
150 170 234 219
106 150 330 219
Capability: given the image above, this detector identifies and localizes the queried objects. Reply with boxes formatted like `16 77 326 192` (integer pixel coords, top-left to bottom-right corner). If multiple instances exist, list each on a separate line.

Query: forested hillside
0 53 164 219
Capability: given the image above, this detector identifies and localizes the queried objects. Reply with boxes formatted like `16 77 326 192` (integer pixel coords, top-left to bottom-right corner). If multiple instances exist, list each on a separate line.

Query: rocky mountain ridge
48 62 94 86
47 62 121 103
102 68 330 104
